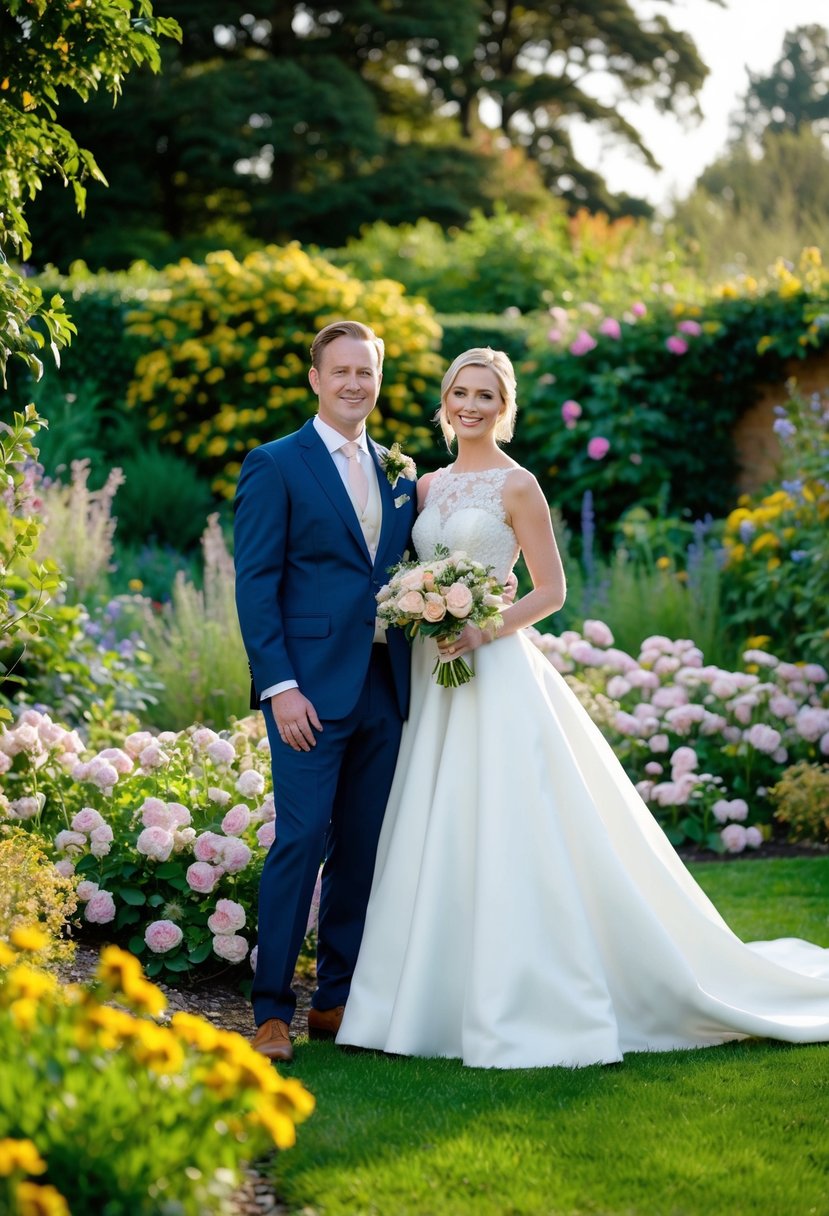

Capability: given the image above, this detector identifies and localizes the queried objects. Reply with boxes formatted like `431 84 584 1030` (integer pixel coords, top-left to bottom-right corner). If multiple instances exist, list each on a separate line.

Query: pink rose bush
530 624 829 853
0 712 277 981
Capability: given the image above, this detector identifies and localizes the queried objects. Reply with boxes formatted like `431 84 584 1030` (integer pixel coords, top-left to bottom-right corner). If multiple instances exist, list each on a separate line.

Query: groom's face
309 336 383 438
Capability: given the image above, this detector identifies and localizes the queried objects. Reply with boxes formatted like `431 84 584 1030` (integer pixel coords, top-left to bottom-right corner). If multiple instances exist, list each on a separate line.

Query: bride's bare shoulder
416 468 445 509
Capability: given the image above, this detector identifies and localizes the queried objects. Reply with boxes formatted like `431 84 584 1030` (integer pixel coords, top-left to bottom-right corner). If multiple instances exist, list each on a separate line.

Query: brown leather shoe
252 1018 293 1062
307 1005 345 1040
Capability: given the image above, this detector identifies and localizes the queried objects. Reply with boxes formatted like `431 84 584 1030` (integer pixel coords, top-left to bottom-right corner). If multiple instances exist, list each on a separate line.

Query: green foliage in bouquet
515 248 829 531
124 244 444 496
0 933 314 1216
770 761 829 844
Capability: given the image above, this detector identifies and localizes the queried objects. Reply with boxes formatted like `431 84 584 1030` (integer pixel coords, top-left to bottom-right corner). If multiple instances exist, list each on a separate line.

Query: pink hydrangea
186 862 221 894
644 761 663 776
744 723 782 754
139 744 168 771
745 826 763 849
648 734 670 753
631 301 647 318
670 747 698 776
207 898 246 935
191 727 219 751
677 319 702 336
71 807 105 833
587 436 610 460
0 753 11 775
561 400 582 427
598 317 621 339
259 795 276 823
145 920 184 953
666 335 688 355
221 804 252 836
85 889 117 923
795 706 829 743
606 675 632 699
721 824 747 854
582 619 614 647
207 738 237 766
212 933 249 964
712 799 748 824
208 787 231 806
136 825 175 862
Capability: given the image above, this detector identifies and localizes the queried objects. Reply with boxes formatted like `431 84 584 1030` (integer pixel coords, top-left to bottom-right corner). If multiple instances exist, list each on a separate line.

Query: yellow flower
97 945 144 994
767 556 781 571
9 998 38 1031
751 532 780 554
128 578 144 592
16 1180 71 1216
5 965 57 1002
252 1097 297 1150
171 1010 221 1052
0 941 17 967
10 926 49 953
756 335 775 356
131 1021 185 1073
745 635 771 650
0 1139 46 1177
22 90 35 108
656 556 671 571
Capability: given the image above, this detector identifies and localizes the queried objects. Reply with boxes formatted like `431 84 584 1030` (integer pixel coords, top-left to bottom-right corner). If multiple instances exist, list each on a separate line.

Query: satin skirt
338 632 829 1069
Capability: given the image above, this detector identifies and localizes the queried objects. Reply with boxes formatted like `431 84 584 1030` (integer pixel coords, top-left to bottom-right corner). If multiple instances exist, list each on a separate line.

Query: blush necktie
341 440 369 514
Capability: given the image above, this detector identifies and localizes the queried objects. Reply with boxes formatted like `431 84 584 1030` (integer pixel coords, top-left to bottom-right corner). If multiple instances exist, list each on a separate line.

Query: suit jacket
234 419 417 721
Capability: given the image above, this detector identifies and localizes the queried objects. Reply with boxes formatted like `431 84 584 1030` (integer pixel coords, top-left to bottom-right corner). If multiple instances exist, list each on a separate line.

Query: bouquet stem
432 655 474 687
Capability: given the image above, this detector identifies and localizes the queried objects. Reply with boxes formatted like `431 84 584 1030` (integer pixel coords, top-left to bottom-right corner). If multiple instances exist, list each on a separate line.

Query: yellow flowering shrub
770 762 829 843
0 830 76 967
0 937 314 1215
126 244 444 496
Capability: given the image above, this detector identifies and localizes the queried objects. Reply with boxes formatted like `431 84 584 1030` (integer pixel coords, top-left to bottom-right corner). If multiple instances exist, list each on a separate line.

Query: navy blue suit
234 419 416 1025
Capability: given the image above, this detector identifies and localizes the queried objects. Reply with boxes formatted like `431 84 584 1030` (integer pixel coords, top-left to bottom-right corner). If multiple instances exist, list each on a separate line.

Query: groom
234 320 417 1062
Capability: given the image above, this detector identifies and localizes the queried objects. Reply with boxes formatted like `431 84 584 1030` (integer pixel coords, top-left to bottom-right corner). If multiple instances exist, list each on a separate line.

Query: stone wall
733 347 829 494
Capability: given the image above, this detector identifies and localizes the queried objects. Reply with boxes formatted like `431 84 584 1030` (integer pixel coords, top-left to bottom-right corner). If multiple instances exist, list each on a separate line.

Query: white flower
212 933 249 964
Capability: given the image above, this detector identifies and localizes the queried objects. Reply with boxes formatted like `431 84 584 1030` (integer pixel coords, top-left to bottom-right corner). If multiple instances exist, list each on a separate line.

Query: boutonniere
394 494 411 509
381 442 417 489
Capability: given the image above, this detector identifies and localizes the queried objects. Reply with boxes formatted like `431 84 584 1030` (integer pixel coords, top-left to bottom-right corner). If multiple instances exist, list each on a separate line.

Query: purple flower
561 399 582 427
587 436 610 460
569 330 597 357
677 319 702 336
773 417 796 438
599 317 621 339
666 335 688 355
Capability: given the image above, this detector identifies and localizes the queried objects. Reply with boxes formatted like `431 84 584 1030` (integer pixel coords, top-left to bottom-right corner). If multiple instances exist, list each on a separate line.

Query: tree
25 0 717 267
736 24 829 145
0 0 180 380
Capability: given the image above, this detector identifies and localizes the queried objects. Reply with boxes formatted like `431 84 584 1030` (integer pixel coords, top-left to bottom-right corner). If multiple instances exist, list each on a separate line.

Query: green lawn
274 858 829 1216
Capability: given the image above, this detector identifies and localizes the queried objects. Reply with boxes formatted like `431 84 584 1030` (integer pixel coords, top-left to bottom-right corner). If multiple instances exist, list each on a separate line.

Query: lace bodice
412 467 519 582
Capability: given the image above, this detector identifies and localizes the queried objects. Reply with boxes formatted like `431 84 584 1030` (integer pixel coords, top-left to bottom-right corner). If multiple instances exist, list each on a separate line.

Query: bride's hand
438 622 490 661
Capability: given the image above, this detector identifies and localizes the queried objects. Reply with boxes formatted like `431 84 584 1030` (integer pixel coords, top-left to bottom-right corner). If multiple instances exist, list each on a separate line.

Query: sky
572 0 829 210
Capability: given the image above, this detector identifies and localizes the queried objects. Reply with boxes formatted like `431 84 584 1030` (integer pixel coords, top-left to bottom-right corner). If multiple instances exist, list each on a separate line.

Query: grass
273 858 829 1216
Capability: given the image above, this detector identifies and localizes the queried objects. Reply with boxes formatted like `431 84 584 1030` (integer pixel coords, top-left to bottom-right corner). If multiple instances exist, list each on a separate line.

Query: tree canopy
25 0 718 269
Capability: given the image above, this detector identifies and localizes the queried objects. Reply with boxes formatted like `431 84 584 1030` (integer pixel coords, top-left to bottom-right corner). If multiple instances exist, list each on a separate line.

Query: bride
337 347 829 1070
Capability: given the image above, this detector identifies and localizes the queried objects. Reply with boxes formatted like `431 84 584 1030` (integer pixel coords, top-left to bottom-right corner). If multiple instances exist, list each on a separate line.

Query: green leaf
145 957 163 976
154 861 182 879
187 940 213 965
162 955 191 973
117 887 147 906
128 935 146 954
116 906 141 928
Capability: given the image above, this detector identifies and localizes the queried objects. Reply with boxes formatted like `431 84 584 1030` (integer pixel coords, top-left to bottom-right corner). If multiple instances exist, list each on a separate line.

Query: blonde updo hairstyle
437 347 517 449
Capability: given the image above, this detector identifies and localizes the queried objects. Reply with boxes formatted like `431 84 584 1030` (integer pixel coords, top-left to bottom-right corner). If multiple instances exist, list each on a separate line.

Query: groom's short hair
310 320 385 371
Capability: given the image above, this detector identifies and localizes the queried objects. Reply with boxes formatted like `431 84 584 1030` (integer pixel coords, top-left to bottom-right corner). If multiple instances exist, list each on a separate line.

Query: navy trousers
252 645 404 1026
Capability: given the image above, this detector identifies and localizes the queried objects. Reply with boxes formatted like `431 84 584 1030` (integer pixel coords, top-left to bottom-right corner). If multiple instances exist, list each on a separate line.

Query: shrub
0 934 314 1216
114 444 217 552
770 762 829 843
39 459 124 604
516 247 829 531
0 831 76 967
719 381 829 666
125 243 444 496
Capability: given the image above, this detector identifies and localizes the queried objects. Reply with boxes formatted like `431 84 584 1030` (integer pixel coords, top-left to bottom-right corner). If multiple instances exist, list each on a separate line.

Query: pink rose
54 859 75 878
10 797 41 821
71 808 105 833
194 831 225 863
598 317 621 339
139 744 168 771
186 862 221 894
124 730 154 758
167 802 192 827
399 568 425 592
677 319 702 336
96 747 134 774
141 797 176 830
136 826 175 862
256 821 276 849
90 824 114 857
561 399 582 427
236 770 265 799
207 898 246 935
221 804 252 836
396 590 425 617
220 838 252 873
145 919 184 953
85 890 117 924
587 436 610 460
54 830 86 854
76 880 99 902
422 593 447 623
444 583 473 619
666 335 688 355
569 329 597 356
631 301 647 318
212 933 249 964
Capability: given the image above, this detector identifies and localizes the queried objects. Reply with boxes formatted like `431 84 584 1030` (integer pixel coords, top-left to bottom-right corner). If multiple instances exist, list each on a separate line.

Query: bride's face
444 365 505 440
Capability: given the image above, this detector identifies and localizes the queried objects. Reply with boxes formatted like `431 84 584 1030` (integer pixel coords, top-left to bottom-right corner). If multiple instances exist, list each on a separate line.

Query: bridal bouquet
377 545 505 687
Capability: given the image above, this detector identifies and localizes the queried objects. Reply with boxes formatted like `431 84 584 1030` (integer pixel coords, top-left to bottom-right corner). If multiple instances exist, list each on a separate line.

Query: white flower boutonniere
381 442 417 489
394 494 411 509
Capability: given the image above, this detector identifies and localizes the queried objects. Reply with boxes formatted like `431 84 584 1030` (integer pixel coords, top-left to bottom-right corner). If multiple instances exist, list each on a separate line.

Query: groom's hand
270 689 323 752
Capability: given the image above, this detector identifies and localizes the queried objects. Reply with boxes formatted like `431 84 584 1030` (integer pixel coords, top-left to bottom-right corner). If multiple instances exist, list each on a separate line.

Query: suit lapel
369 439 409 573
299 421 371 561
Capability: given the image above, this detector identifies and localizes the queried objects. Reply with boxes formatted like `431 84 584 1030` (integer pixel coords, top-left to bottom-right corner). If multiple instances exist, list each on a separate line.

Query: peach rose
397 590 425 617
445 583 474 618
422 593 447 623
399 568 425 592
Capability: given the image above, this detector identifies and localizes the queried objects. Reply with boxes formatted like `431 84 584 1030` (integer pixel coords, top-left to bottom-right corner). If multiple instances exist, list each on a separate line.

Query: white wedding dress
337 467 829 1069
